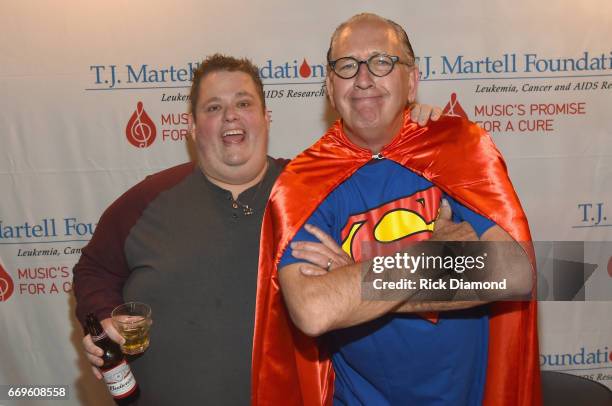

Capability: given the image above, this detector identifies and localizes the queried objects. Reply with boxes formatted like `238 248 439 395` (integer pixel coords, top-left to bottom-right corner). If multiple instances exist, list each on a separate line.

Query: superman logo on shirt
340 186 442 261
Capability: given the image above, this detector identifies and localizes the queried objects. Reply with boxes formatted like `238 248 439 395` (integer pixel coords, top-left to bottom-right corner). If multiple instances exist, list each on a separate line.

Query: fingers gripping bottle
86 313 140 405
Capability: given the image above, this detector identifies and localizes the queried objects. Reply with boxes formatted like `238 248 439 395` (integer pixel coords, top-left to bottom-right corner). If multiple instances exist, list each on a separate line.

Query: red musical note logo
442 93 469 119
299 58 312 78
0 260 14 302
125 102 157 148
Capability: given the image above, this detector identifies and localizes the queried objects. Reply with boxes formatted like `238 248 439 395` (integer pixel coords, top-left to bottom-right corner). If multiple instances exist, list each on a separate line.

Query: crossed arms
278 202 533 337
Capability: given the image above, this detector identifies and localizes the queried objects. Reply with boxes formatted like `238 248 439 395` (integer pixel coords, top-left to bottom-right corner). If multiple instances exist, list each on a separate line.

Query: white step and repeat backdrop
1 1 611 404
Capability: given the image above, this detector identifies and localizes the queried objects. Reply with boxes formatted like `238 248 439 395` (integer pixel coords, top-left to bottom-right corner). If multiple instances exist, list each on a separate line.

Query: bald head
326 13 415 66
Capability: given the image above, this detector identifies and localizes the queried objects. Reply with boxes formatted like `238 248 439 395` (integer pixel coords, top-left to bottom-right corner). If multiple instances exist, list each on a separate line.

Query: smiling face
191 70 270 192
326 17 418 152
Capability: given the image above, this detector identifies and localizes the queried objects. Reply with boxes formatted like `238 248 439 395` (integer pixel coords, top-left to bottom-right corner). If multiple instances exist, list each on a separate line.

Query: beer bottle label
102 360 137 398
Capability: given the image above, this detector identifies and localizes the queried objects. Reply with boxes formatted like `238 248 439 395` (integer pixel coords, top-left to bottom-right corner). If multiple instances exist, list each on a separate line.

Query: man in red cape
253 13 540 406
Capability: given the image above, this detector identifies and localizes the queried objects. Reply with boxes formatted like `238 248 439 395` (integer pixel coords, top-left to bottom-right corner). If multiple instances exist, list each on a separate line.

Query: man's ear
265 109 271 131
407 66 419 104
325 75 336 110
188 113 196 142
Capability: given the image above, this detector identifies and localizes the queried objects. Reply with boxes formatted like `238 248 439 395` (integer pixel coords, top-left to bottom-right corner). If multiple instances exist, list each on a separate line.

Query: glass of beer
111 302 152 355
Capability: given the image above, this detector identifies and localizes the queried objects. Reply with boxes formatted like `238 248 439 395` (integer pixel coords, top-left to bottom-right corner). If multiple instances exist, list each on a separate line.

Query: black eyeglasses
328 54 412 79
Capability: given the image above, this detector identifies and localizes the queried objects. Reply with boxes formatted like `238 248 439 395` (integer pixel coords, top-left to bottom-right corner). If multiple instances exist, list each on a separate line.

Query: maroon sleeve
72 163 195 329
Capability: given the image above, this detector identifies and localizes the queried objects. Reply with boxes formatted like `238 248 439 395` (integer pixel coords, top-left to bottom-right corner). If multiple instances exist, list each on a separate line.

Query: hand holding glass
111 302 152 355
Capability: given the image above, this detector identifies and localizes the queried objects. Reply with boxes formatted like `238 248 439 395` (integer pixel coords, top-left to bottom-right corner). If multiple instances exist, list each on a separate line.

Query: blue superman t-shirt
279 159 494 406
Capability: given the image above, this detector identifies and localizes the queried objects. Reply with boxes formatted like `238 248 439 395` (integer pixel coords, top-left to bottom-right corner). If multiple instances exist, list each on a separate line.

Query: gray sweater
73 157 285 405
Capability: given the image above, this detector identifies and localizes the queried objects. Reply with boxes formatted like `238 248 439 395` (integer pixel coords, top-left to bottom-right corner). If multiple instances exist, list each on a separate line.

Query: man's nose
354 62 374 90
224 105 238 121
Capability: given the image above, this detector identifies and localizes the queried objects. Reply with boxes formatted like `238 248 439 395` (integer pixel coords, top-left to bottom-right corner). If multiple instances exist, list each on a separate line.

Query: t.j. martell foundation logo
298 58 313 78
258 57 325 80
0 260 14 302
442 93 469 120
125 102 157 148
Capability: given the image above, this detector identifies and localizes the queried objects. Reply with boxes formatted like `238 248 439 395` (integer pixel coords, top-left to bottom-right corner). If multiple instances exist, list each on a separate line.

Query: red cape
253 111 541 405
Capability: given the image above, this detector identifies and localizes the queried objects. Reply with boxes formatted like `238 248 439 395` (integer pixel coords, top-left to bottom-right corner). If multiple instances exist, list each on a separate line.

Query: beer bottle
86 313 140 405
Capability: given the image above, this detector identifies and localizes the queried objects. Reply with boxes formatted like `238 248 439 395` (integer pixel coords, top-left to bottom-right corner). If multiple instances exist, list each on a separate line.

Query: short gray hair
326 13 415 66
